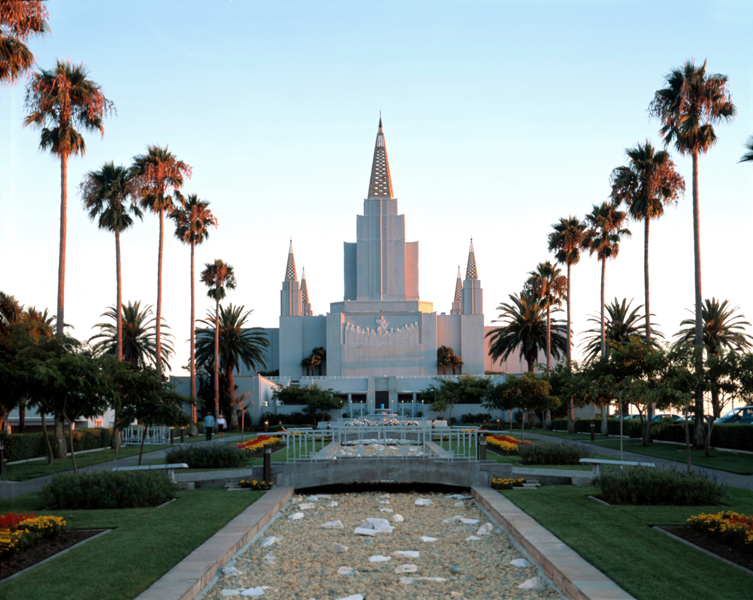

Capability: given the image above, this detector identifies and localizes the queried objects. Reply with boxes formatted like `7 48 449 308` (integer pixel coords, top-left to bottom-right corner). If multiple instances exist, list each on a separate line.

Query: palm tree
649 59 736 442
740 135 753 164
580 298 663 362
89 301 174 371
0 1 49 86
195 303 268 428
131 145 191 374
200 259 236 418
171 194 217 432
301 355 314 376
23 60 114 337
610 141 685 342
80 162 142 362
312 346 326 375
486 292 567 374
526 261 567 374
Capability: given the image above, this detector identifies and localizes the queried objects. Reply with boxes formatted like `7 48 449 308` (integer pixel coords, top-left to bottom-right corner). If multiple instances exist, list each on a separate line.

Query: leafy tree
89 301 174 370
272 383 343 426
200 260 236 418
420 375 494 421
483 373 558 440
195 303 268 427
610 141 685 342
131 145 191 373
24 60 114 337
171 194 217 433
80 162 143 362
649 59 736 443
0 0 49 86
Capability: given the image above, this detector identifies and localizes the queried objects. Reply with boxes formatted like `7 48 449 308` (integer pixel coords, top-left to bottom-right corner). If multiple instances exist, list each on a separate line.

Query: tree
486 292 567 374
195 303 269 428
526 261 567 375
610 141 685 343
0 0 49 86
131 145 191 374
740 135 753 165
272 383 343 426
649 59 736 444
80 162 142 362
420 375 494 422
200 259 236 419
89 301 174 371
24 60 114 337
483 373 558 440
437 345 463 375
171 194 217 433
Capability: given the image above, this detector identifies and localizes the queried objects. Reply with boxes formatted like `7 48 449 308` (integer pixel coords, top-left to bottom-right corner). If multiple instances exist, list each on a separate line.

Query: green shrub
594 466 724 506
42 471 176 509
518 441 593 465
259 411 312 426
0 428 113 462
652 423 753 452
461 413 492 424
165 444 246 469
550 418 645 438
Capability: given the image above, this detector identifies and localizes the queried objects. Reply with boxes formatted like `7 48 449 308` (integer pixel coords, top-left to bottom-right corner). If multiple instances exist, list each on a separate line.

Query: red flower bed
0 513 34 529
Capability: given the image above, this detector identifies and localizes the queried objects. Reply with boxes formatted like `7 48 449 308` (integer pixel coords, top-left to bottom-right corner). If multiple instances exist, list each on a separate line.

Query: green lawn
501 485 753 600
0 487 266 600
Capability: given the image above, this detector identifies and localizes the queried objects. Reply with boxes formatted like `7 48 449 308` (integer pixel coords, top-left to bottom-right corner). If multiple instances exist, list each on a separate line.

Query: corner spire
285 239 297 281
465 238 478 280
367 117 394 199
301 267 309 304
454 266 462 301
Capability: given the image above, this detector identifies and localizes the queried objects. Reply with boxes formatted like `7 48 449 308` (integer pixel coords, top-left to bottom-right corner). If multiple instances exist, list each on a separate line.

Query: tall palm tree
131 145 191 374
196 303 268 428
200 259 236 418
739 135 753 165
312 346 326 376
89 301 174 371
24 60 114 337
649 59 736 442
80 162 142 362
580 298 663 362
486 292 567 374
0 1 49 86
171 194 217 432
526 261 567 374
610 141 685 342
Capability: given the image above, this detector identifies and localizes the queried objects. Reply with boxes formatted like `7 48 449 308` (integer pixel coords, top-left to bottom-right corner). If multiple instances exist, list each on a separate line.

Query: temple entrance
375 390 389 410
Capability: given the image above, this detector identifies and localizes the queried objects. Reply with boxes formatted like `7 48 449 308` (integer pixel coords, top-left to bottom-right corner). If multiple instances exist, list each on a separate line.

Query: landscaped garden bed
658 524 753 573
236 435 284 457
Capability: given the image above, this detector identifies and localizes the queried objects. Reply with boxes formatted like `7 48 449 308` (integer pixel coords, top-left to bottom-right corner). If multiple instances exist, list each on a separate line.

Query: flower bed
238 480 274 490
0 512 66 559
236 435 281 455
687 511 753 552
492 478 526 490
486 435 533 455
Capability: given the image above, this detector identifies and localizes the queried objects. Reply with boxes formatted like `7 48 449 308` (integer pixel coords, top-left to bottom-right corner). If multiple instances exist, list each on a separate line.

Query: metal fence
122 426 172 445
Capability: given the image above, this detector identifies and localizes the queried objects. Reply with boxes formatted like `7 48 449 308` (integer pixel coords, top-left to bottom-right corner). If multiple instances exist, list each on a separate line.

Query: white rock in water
465 535 481 541
305 495 319 501
408 577 446 583
379 508 394 513
518 577 542 590
393 550 419 558
392 514 404 523
477 523 493 536
421 536 437 542
442 515 463 524
445 494 472 500
299 503 315 510
354 527 376 536
414 499 433 506
291 497 303 503
460 518 479 524
332 542 349 553
379 500 390 505
369 555 391 562
222 592 240 597
334 595 364 600
337 566 357 576
511 558 532 568
399 577 414 585
454 501 464 507
365 517 393 531
240 588 265 597
327 501 339 508
222 566 242 575
317 494 331 499
288 512 304 520
394 563 418 574
263 554 275 562
379 493 390 498
321 520 344 529
260 537 281 547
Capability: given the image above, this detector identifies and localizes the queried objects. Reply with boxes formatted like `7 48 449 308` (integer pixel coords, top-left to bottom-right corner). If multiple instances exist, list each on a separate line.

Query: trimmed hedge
165 444 247 469
594 466 724 506
519 441 593 465
652 423 753 452
550 418 645 438
461 413 492 424
42 471 176 509
0 428 113 463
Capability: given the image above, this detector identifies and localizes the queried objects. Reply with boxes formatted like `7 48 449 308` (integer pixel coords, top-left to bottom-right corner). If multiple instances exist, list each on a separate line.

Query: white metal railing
122 426 172 445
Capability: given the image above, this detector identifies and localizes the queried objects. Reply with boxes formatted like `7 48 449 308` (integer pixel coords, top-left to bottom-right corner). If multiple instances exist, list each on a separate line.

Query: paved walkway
524 432 753 491
0 433 248 498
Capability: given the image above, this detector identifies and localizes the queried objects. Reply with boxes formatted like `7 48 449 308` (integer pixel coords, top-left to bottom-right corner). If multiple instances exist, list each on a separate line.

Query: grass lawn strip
0 487 265 600
500 484 753 600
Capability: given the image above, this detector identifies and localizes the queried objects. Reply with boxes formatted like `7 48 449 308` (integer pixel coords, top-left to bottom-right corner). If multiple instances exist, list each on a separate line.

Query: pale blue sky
1 1 751 376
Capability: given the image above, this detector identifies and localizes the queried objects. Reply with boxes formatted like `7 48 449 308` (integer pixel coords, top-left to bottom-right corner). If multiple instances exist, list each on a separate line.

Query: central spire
367 117 394 199
285 239 297 281
465 238 478 280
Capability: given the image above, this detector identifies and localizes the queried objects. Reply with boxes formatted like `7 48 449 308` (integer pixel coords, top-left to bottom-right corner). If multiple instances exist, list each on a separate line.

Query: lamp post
264 420 268 433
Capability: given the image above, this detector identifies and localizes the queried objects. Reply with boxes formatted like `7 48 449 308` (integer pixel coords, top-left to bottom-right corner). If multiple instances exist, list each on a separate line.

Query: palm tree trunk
214 299 220 419
189 241 197 435
228 360 239 429
56 154 68 337
156 208 164 375
691 150 704 448
546 305 551 373
600 257 608 436
54 413 66 459
19 400 25 433
116 229 123 362
644 218 655 442
68 418 78 474
566 263 574 434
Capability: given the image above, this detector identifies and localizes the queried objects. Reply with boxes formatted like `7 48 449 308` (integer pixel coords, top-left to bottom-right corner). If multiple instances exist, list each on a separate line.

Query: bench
579 458 655 477
112 463 189 482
